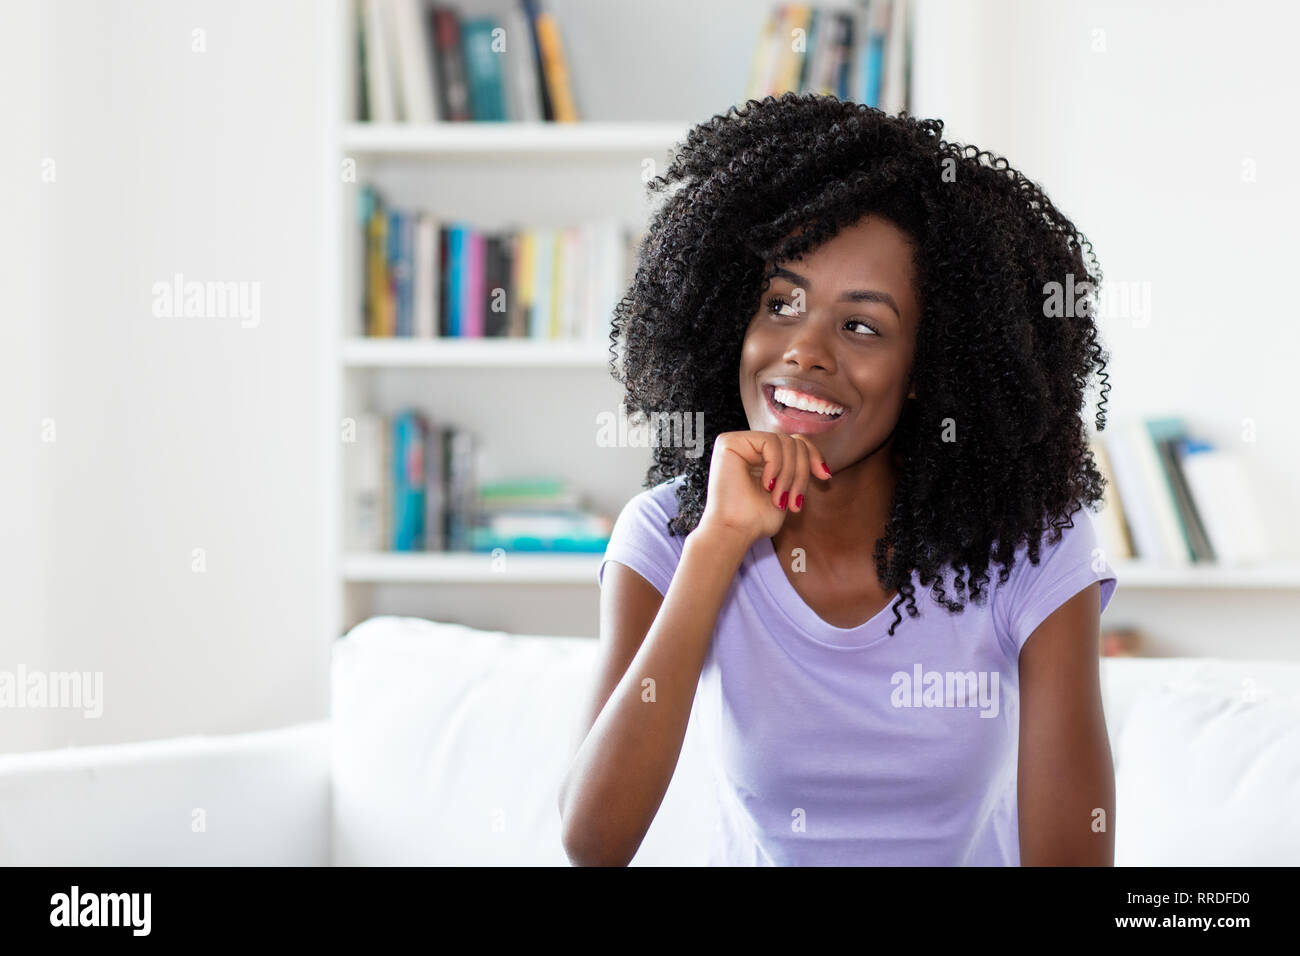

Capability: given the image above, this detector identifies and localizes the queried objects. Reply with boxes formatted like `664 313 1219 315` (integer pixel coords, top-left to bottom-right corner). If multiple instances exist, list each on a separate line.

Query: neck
772 440 898 565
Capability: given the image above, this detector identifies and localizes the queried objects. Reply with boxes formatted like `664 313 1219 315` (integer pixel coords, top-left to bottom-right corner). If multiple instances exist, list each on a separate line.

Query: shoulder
991 506 1119 657
597 476 689 596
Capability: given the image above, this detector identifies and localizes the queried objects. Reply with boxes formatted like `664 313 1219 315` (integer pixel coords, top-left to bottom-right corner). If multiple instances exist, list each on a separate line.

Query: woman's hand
696 430 831 547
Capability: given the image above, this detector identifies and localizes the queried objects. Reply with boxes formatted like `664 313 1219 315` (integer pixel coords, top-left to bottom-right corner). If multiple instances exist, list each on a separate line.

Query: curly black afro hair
608 92 1112 636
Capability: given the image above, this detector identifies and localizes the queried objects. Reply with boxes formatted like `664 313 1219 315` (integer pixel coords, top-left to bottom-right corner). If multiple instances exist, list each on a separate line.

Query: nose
781 314 836 372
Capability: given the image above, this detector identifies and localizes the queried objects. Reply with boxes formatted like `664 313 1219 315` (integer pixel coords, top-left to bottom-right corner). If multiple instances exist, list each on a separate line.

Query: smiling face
738 213 922 475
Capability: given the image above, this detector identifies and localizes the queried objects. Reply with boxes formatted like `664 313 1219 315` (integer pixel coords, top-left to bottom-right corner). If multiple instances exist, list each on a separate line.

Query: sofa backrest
332 616 1300 865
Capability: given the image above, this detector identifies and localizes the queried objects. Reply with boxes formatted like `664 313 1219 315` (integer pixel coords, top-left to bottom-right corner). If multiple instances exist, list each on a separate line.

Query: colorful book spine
462 17 508 120
465 230 486 337
359 190 634 341
447 224 465 337
390 411 427 551
533 9 578 121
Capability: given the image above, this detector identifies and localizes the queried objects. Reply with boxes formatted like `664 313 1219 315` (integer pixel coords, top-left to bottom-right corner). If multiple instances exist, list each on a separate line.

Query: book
779 6 812 96
862 0 889 107
422 420 445 551
391 411 427 550
1103 420 1185 564
391 0 438 122
1179 441 1270 566
1101 417 1273 568
504 2 544 121
533 7 578 121
1088 434 1134 561
462 17 508 121
361 0 398 122
798 8 822 93
880 0 910 113
1145 417 1198 563
358 188 635 340
472 478 611 553
432 5 471 121
520 0 554 120
445 428 479 551
745 8 779 101
740 1 911 110
413 212 438 338
346 412 387 550
356 1 595 124
1153 427 1216 563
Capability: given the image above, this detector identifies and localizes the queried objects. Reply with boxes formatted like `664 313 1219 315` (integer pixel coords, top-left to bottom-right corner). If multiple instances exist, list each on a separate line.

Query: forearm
560 525 750 866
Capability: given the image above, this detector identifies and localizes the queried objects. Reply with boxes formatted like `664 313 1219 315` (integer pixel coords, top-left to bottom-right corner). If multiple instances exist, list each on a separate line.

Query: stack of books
356 0 578 122
1090 417 1272 567
746 1 912 112
472 478 613 553
346 410 479 552
345 412 612 554
360 186 637 339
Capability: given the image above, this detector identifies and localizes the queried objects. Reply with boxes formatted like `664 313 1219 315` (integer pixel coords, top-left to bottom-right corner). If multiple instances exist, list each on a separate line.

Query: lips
762 383 850 436
763 379 848 411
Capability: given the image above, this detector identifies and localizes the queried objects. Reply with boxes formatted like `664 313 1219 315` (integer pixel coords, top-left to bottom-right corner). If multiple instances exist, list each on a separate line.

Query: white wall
913 0 1300 550
6 0 1297 754
2 0 332 753
0 0 50 751
912 0 1300 658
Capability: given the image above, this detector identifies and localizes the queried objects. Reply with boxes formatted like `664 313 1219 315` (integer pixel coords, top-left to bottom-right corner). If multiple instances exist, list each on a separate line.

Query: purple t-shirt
596 475 1118 866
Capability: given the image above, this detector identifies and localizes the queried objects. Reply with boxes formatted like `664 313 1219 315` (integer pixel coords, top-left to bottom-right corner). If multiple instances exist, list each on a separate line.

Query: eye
846 318 880 336
765 297 880 337
765 295 799 317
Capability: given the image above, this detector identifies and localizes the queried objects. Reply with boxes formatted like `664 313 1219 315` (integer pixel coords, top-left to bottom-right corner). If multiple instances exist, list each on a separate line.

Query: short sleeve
596 483 687 598
993 507 1119 656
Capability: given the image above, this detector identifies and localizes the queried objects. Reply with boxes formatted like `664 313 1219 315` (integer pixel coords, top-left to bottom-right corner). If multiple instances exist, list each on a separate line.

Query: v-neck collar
749 534 915 650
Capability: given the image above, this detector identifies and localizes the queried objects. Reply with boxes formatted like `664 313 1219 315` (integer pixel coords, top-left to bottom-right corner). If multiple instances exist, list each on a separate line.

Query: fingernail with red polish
778 491 788 509
767 478 775 491
821 463 832 477
795 494 803 509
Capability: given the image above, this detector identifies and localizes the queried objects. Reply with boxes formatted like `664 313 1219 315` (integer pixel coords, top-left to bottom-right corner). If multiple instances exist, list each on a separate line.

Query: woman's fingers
787 437 812 512
792 434 831 483
749 432 831 511
771 432 798 509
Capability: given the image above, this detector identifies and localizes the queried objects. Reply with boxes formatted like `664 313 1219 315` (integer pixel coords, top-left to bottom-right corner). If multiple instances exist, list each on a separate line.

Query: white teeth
773 386 844 417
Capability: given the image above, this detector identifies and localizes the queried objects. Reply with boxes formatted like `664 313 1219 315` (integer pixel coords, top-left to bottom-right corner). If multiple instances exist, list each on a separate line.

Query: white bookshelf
343 551 600 584
341 121 692 157
326 0 698 636
1107 561 1300 590
323 0 1300 653
339 552 1300 590
341 337 611 368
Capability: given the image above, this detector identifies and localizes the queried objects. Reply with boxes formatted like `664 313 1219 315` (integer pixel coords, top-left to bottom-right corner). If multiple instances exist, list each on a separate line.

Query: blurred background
3 0 1298 756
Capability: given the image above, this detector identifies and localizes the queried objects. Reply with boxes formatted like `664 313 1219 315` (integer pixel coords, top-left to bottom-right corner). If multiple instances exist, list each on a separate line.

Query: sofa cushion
331 616 718 865
1114 678 1300 866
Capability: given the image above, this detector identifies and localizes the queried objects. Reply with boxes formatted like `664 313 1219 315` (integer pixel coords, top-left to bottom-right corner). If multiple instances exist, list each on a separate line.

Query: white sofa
1 616 1297 866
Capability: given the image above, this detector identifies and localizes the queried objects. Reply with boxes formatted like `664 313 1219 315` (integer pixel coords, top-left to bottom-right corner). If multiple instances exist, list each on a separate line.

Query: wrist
688 519 758 560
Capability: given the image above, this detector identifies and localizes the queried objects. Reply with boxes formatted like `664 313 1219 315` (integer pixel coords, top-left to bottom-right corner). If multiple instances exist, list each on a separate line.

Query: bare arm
1017 581 1116 865
558 523 751 867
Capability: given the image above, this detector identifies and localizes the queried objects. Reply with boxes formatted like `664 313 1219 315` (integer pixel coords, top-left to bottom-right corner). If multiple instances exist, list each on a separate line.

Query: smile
763 384 849 435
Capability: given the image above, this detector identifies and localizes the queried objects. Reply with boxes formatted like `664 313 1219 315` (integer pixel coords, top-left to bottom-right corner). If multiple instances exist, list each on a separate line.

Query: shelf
341 337 614 368
343 552 601 583
1108 559 1300 589
341 552 1300 589
341 121 692 158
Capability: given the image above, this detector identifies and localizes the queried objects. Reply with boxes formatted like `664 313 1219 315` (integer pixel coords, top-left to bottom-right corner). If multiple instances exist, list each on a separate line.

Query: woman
558 93 1118 866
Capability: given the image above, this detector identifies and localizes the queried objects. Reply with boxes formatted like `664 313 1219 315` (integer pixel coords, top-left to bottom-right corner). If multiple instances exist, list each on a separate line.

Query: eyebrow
769 265 902 321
